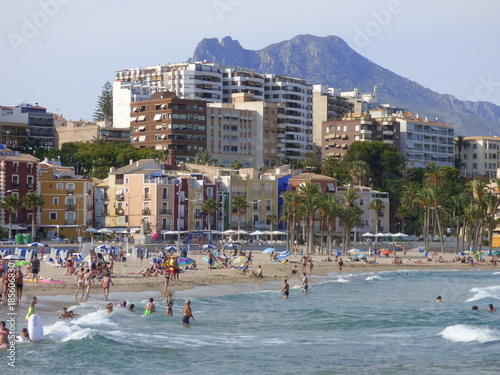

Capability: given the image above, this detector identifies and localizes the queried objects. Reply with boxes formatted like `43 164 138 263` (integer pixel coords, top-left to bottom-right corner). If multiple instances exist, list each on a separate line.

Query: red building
0 147 39 233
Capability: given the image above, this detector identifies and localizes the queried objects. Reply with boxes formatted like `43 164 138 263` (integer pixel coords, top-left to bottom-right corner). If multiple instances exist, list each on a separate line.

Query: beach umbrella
177 257 195 266
356 254 367 258
262 248 275 254
27 242 48 247
222 229 238 235
224 243 239 249
457 252 466 256
237 230 249 235
492 251 500 256
202 244 215 250
85 227 98 233
361 232 374 237
164 246 178 252
381 250 392 255
14 260 30 267
348 249 363 254
2 254 25 260
278 251 291 260
271 230 287 235
96 244 114 250
250 230 264 236
232 256 247 264
393 232 408 237
98 228 114 234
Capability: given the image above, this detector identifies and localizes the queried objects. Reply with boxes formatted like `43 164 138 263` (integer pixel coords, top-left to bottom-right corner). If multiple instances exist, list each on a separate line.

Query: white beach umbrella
361 232 374 237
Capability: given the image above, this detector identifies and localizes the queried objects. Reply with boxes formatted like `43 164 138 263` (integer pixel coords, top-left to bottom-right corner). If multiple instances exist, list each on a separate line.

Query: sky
1 0 500 121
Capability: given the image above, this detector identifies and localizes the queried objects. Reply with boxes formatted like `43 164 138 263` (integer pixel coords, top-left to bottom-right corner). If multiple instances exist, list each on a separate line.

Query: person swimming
436 296 442 302
128 304 135 312
487 304 496 311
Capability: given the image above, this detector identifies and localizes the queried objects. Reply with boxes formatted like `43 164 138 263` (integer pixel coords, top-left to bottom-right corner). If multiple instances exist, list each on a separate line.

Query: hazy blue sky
1 0 499 121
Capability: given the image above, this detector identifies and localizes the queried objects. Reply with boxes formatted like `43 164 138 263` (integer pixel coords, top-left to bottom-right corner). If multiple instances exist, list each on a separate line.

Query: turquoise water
2 269 500 375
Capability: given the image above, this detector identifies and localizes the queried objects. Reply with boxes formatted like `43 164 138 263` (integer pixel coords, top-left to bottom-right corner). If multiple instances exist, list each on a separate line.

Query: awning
130 117 137 122
327 183 335 192
138 135 146 142
138 126 146 131
137 115 146 122
153 114 162 121
116 188 123 195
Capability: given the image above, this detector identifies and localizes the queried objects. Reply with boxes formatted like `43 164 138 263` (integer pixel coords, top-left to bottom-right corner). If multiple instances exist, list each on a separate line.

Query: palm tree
22 193 45 240
368 198 385 234
424 163 448 189
298 182 322 254
280 190 300 251
417 188 433 251
455 136 470 170
231 160 243 170
1 194 22 240
484 190 499 254
232 196 249 241
320 194 341 255
321 155 338 177
201 198 218 232
428 187 447 254
267 214 278 241
195 149 214 165
339 188 361 253
395 206 411 234
349 160 370 186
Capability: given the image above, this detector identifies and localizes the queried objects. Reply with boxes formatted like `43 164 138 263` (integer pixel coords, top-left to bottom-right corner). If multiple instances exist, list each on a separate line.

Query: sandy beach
3 246 496 310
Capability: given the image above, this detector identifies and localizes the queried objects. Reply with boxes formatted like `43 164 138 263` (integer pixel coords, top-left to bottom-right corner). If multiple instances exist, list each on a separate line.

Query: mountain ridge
190 34 500 136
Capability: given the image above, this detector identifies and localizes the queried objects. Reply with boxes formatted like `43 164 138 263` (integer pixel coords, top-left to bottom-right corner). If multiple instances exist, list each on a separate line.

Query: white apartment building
264 74 313 161
458 136 500 179
397 112 454 168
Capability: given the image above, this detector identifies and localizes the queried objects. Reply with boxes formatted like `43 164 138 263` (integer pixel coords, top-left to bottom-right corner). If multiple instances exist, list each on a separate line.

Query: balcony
143 194 151 200
142 209 151 215
160 209 172 215
115 208 124 215
103 194 109 201
12 183 19 190
65 219 75 225
116 195 125 201
66 204 75 210
195 213 203 218
67 189 74 194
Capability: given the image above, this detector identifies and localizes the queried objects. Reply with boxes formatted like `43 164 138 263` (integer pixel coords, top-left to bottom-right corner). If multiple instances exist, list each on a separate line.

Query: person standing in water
182 299 194 324
281 279 290 299
166 294 174 316
301 273 308 293
144 298 157 315
25 297 37 321
82 269 92 301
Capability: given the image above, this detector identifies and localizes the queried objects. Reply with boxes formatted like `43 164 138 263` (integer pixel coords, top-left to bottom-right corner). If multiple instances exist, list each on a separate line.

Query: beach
5 246 495 302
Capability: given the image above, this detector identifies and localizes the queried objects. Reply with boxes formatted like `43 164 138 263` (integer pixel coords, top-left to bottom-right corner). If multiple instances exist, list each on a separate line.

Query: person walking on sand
30 254 40 283
301 273 308 293
281 279 290 299
75 268 85 299
182 299 194 325
207 250 218 270
83 269 92 301
101 273 113 301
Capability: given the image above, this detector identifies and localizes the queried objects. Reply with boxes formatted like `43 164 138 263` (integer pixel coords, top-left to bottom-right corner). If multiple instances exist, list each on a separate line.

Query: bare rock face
191 34 500 136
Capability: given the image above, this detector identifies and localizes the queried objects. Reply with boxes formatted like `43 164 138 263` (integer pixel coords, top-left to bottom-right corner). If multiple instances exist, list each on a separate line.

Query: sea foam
466 285 500 302
439 324 500 343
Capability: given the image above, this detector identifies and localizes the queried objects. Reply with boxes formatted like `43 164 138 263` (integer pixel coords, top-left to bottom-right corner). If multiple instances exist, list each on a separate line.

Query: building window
56 183 63 190
359 198 364 206
162 187 168 200
53 198 59 206
50 212 57 220
207 187 213 199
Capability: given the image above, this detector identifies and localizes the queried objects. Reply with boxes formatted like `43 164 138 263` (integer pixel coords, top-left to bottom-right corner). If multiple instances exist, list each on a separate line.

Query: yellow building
37 158 92 239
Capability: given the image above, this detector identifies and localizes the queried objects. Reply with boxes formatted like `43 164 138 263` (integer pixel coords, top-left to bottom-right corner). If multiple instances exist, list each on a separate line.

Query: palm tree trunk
435 209 445 254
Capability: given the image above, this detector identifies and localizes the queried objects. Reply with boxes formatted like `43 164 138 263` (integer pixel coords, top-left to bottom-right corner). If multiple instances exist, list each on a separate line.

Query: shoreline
2 248 496 314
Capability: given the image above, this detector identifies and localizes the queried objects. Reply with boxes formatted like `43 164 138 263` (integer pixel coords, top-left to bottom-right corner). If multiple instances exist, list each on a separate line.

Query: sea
2 269 500 375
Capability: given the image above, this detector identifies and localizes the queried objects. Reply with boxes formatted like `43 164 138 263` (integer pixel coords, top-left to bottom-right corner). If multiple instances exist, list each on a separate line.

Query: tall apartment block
130 92 207 161
312 85 354 156
263 74 313 161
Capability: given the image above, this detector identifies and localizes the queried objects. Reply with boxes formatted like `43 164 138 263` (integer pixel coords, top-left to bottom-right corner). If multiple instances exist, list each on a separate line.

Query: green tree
22 193 45 239
232 196 249 241
267 213 278 241
1 195 22 240
454 136 470 169
231 160 243 170
320 194 341 255
93 81 113 122
201 198 218 232
349 160 370 186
